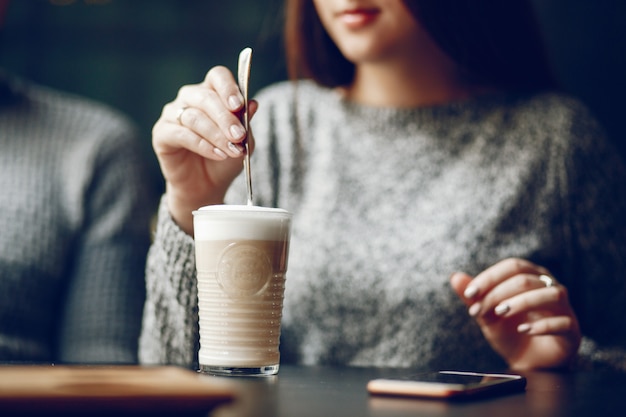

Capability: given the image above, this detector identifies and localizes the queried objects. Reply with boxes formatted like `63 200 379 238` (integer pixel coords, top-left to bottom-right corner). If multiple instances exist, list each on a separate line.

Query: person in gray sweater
140 0 626 371
0 72 157 363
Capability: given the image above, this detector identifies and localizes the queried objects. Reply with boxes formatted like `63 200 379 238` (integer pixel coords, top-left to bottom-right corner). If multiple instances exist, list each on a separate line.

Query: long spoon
237 47 253 206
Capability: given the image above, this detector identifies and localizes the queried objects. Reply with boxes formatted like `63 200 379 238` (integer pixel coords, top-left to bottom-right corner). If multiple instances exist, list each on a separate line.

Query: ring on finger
538 274 555 288
176 106 189 126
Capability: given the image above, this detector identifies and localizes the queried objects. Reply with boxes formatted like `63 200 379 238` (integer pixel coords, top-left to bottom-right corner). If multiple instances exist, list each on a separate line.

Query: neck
341 27 490 108
345 55 478 108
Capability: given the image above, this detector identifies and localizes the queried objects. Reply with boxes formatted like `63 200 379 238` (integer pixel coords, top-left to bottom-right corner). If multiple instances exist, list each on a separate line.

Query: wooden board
0 365 235 415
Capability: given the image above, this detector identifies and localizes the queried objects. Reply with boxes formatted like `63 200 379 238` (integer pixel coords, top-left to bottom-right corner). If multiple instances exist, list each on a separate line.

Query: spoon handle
237 47 253 206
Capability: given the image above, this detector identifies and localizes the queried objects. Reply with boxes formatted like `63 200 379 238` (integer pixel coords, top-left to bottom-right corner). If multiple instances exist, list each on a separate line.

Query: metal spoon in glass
237 47 253 206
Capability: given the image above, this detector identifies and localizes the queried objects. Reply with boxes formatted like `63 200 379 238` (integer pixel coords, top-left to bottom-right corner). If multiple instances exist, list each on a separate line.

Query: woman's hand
152 66 258 235
450 258 581 370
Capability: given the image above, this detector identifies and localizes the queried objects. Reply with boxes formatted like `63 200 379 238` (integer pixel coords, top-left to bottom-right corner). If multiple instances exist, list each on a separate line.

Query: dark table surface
207 364 626 417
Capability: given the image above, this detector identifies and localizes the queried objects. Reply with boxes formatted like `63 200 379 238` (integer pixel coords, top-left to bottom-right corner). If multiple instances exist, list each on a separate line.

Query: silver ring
176 106 189 126
538 274 554 288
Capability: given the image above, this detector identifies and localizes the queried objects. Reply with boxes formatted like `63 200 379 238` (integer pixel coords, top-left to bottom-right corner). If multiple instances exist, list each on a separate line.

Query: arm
56 125 157 364
138 197 200 368
451 98 626 370
562 110 626 371
140 65 257 366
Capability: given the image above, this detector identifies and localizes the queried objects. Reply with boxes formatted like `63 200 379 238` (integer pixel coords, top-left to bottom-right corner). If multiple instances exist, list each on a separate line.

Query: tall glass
193 205 291 376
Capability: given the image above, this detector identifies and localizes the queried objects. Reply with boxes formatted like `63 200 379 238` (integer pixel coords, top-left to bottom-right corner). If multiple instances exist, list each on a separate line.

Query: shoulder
254 79 336 112
488 91 606 156
251 80 344 140
39 84 134 132
254 79 330 100
515 92 626 184
506 91 600 132
9 78 138 146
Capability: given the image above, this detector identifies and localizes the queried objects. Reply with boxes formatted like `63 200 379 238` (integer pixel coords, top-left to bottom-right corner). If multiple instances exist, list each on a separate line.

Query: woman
140 0 626 371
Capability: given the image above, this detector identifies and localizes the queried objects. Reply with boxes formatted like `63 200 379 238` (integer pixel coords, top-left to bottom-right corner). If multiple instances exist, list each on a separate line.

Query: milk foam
193 205 291 241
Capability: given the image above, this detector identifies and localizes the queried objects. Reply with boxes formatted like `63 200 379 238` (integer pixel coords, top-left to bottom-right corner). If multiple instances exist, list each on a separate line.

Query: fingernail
495 303 510 316
229 124 245 140
468 303 481 317
517 323 532 333
227 141 242 155
213 148 227 159
464 286 478 299
228 95 243 110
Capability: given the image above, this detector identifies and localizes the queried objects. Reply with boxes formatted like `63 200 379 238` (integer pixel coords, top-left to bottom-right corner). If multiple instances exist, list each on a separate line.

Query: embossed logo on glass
217 243 272 298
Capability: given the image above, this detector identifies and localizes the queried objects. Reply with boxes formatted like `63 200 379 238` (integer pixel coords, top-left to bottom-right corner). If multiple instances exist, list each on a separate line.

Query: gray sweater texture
1 74 157 363
140 80 626 371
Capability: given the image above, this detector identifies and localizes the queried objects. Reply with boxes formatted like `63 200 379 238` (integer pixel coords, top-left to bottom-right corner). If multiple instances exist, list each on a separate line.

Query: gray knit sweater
0 74 156 363
140 80 626 371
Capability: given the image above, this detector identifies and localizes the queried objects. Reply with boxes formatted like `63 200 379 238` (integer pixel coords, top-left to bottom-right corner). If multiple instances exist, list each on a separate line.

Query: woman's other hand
152 66 258 234
450 258 581 370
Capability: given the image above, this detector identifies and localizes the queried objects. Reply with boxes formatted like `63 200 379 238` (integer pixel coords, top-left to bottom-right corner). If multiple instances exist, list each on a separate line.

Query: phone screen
367 371 526 399
406 371 515 385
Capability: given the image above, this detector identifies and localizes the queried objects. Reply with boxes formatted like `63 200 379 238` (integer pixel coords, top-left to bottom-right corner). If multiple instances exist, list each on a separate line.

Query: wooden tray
0 365 235 416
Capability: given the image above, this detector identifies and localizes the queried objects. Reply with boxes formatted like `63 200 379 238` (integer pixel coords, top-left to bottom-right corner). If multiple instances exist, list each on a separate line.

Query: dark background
1 0 625 193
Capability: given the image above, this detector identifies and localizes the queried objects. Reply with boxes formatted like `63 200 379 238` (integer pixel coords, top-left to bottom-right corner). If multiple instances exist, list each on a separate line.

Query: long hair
284 0 557 91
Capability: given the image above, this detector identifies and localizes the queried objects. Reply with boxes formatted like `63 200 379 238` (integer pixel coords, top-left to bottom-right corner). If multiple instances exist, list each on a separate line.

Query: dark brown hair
284 0 557 91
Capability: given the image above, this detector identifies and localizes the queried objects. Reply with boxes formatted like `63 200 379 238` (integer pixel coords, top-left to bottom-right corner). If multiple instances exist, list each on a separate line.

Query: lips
338 8 380 29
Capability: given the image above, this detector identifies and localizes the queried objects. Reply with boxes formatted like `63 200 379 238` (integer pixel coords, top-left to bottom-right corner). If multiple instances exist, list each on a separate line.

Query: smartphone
367 370 526 400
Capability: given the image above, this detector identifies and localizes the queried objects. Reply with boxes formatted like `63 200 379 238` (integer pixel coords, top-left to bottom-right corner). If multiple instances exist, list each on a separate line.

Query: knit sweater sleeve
556 100 626 370
139 196 199 368
56 118 156 364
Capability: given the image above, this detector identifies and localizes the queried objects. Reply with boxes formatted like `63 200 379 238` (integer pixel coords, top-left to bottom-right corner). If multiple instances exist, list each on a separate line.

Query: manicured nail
229 124 245 140
468 303 481 317
228 95 243 110
495 304 510 316
228 142 242 155
517 323 532 333
464 286 478 299
213 148 227 159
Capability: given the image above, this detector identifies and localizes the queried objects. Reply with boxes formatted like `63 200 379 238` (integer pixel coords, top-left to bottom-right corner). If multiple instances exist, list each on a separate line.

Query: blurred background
1 0 624 193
